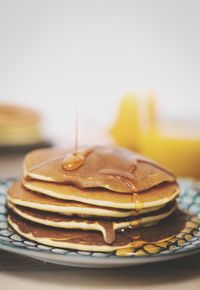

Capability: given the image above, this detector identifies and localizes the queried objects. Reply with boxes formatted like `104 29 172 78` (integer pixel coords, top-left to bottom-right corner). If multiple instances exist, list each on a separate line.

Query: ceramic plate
0 178 200 268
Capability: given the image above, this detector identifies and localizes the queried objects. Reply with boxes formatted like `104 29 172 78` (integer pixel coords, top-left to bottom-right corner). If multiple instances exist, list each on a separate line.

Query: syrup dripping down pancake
24 146 175 193
8 209 193 253
8 201 176 244
8 181 168 218
22 178 179 209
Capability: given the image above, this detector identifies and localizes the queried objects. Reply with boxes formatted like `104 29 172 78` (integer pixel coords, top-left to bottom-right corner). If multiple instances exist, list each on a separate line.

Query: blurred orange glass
111 94 200 178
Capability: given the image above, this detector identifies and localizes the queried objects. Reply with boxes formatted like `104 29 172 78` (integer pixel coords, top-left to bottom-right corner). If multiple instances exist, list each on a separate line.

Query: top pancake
24 146 175 193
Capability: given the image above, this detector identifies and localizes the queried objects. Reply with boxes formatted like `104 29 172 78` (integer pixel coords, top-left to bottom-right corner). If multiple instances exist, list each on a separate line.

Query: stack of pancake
0 103 42 145
7 146 180 253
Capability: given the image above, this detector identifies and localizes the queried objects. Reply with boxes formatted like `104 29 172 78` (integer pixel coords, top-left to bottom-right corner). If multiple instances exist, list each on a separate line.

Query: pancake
24 146 175 193
22 178 179 209
0 103 39 125
0 103 42 145
7 144 180 251
8 201 176 244
8 181 166 218
8 209 190 253
0 125 42 145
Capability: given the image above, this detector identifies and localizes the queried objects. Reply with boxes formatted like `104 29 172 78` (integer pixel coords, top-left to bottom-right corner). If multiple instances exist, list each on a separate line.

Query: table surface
0 153 200 290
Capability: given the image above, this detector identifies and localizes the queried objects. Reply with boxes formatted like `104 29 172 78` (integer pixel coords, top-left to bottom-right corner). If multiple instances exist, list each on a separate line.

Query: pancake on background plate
0 103 43 146
7 145 183 253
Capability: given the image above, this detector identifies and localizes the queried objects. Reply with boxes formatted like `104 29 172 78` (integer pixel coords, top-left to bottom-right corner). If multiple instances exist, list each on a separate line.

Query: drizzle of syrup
62 148 93 171
117 172 144 235
99 168 134 180
98 221 115 244
62 102 91 171
99 163 143 219
115 176 143 221
121 177 143 212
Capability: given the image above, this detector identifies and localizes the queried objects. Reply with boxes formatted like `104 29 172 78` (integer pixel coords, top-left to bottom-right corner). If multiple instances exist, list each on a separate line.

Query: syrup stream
75 104 78 153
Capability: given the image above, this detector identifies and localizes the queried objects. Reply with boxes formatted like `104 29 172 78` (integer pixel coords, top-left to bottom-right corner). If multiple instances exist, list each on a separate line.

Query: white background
0 0 200 144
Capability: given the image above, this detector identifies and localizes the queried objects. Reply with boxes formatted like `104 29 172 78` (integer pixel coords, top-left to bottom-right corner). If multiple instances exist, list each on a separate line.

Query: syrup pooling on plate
116 210 200 256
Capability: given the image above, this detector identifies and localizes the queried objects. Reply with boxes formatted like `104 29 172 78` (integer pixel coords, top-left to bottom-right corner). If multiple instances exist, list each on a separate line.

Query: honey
62 148 93 171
